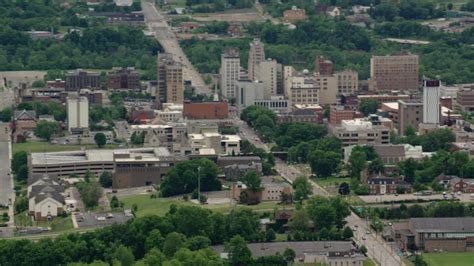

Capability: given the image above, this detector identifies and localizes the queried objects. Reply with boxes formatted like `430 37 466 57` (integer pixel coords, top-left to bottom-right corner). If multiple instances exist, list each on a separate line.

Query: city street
0 124 13 207
141 0 211 96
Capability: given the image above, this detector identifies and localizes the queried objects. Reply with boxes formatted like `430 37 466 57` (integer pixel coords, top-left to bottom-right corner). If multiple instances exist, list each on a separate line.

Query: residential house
452 179 474 193
27 174 65 221
13 110 37 143
368 177 412 195
326 6 341 17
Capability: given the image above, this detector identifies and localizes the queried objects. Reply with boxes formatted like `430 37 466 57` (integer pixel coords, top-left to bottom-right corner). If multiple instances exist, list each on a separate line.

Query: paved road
236 118 404 265
255 1 280 25
141 0 211 96
0 124 13 207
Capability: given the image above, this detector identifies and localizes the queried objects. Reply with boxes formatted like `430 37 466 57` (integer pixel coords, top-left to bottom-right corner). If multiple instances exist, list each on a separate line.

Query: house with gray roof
27 174 65 221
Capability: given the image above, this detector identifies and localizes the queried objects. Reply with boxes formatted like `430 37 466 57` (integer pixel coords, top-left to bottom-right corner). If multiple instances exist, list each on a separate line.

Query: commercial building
248 39 265 81
314 56 334 75
254 96 291 114
277 108 323 124
380 102 399 130
455 86 474 112
220 49 240 99
235 79 265 111
67 95 89 133
107 67 140 91
283 6 307 22
423 79 440 124
394 217 474 252
335 69 358 95
398 99 423 134
130 124 187 150
287 74 337 106
256 59 278 99
231 177 292 202
183 101 229 120
157 53 184 105
65 69 100 91
329 106 363 125
13 110 37 142
189 133 241 155
370 53 419 92
329 116 390 147
343 144 425 164
29 148 186 189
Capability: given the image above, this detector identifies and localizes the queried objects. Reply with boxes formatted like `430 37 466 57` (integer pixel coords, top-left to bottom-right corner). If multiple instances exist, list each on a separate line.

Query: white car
96 216 106 221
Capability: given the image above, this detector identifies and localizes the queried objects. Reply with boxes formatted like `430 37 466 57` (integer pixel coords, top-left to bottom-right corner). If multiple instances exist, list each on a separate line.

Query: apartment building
335 69 358 95
329 116 390 146
370 53 419 92
65 69 100 91
220 49 240 99
157 53 184 105
288 74 337 106
183 101 229 120
107 67 140 91
398 99 423 134
357 94 410 105
329 106 363 125
248 38 265 81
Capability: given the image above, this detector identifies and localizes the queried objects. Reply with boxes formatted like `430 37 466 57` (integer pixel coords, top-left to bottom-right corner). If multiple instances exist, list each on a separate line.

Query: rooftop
410 217 474 233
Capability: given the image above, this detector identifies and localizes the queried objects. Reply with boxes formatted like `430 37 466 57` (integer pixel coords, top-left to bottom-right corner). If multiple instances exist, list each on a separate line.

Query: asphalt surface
141 0 211 96
0 131 13 207
75 212 133 228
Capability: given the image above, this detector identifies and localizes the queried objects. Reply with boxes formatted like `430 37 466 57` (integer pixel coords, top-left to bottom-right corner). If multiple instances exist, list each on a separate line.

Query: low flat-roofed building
394 217 474 252
358 94 410 105
329 116 390 147
213 241 363 265
189 133 241 155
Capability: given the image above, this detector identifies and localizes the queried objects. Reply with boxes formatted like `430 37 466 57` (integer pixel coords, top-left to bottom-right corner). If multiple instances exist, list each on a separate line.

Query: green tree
76 181 103 209
99 171 112 188
143 248 166 266
16 165 29 182
145 229 165 251
265 228 276 242
292 176 312 201
358 99 378 116
308 149 340 177
94 133 106 148
160 159 222 197
287 209 310 232
163 232 186 257
109 195 120 209
0 107 12 122
111 245 134 266
348 150 367 178
224 235 252 266
368 156 384 175
241 170 263 193
283 248 296 265
359 245 368 255
11 151 27 174
34 121 60 141
342 227 353 240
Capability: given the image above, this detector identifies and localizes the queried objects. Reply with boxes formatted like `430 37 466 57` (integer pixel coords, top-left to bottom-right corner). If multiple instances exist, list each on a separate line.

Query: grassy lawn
13 141 118 154
36 216 74 232
313 176 351 188
363 258 376 266
14 211 33 227
119 194 288 217
422 252 474 266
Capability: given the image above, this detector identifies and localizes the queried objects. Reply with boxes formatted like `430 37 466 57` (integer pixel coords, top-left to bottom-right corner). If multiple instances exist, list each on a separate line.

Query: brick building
314 56 334 75
65 69 100 91
329 106 363 125
370 52 419 92
107 67 141 90
183 101 229 120
368 177 412 195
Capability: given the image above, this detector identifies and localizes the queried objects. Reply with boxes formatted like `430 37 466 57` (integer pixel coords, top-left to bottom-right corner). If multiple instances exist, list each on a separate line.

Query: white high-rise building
248 38 265 81
67 95 89 133
423 79 440 124
256 59 278 99
220 49 240 99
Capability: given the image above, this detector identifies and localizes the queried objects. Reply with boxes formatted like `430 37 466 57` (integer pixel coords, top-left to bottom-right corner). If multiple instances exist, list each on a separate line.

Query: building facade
220 49 240 99
314 56 334 75
257 59 278 99
455 87 474 112
423 79 440 124
183 101 229 120
398 99 423 134
335 69 358 95
65 69 100 91
157 53 184 105
248 38 265 81
370 53 419 92
67 95 89 133
107 67 140 90
329 116 391 147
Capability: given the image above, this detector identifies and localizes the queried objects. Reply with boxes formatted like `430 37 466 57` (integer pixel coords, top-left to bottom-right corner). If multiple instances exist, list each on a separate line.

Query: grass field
363 259 376 266
14 211 33 227
13 141 118 154
422 252 474 266
119 194 287 217
36 216 74 232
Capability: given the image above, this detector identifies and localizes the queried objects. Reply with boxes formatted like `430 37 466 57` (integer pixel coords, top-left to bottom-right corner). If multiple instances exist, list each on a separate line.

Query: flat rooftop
31 147 171 165
410 217 474 233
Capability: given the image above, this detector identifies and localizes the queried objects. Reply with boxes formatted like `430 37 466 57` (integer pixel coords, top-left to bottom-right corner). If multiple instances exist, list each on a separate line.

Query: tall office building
220 49 240 99
423 79 440 124
247 38 265 81
256 59 278 99
107 67 140 90
370 52 419 92
157 53 184 105
398 99 423 134
67 94 89 133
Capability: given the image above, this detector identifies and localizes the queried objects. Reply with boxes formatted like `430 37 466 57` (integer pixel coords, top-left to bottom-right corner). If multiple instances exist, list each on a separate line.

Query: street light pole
198 166 201 204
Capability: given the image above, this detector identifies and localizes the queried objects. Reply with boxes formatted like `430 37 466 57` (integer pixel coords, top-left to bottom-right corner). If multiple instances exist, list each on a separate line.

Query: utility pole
198 166 201 204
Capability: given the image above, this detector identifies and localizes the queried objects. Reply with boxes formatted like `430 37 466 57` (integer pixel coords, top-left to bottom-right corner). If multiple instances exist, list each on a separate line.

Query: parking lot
74 212 133 229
